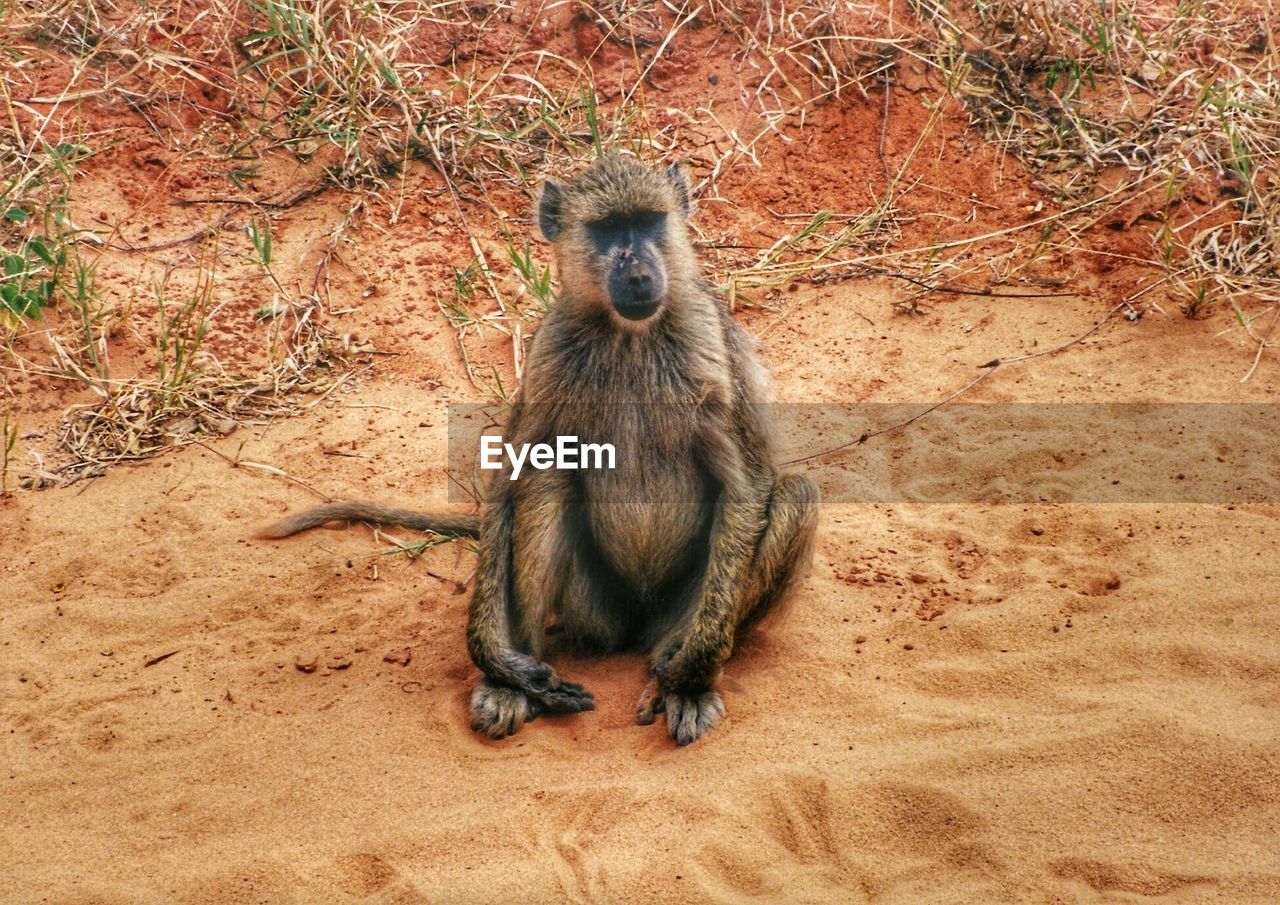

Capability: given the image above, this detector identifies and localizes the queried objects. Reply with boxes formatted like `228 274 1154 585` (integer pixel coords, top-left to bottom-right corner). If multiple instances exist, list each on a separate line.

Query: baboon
264 155 819 745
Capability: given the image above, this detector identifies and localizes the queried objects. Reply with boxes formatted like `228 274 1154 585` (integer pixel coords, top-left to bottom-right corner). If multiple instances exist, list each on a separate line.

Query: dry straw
1 0 1276 489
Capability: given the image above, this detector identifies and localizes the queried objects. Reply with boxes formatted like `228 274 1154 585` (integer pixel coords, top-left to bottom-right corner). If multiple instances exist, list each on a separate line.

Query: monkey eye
588 211 665 234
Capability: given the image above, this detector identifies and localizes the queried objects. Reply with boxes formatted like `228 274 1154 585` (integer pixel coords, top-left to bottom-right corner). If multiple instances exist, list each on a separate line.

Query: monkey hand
471 652 594 740
494 650 595 714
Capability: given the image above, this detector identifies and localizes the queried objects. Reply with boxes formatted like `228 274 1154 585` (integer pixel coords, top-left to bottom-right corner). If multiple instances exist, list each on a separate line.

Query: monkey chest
542 385 723 591
573 407 721 591
579 448 715 593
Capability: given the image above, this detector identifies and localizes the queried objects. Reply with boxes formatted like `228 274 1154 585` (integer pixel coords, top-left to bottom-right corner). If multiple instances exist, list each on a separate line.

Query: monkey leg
637 566 734 746
635 568 729 744
737 472 820 632
514 472 633 654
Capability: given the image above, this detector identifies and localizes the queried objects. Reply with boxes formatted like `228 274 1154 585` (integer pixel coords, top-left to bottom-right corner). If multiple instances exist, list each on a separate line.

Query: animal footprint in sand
333 853 399 897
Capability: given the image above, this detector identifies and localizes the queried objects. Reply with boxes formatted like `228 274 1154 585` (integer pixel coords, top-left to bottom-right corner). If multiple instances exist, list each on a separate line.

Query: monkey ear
665 165 693 220
538 181 564 241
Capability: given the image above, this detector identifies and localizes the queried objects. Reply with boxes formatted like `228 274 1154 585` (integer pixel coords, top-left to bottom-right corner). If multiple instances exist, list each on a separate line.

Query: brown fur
262 156 819 746
468 155 819 744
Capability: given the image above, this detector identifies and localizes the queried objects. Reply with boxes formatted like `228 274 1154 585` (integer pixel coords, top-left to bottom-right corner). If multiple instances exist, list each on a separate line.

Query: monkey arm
466 484 518 679
466 399 529 681
465 410 593 713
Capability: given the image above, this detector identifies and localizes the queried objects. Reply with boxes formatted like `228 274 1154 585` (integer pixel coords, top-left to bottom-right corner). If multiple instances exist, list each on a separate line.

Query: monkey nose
609 260 663 320
628 271 653 297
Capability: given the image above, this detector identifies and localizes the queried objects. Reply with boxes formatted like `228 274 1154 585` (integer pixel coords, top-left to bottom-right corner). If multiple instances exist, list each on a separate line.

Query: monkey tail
259 501 480 540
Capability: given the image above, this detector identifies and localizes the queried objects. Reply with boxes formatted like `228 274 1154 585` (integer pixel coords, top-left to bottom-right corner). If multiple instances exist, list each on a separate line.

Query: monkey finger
635 679 665 725
556 684 596 707
538 686 596 713
532 679 591 700
635 695 664 725
541 696 592 714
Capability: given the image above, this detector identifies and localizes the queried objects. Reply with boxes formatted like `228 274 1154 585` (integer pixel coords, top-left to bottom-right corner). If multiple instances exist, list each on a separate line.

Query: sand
3 2 1279 901
4 275 1279 903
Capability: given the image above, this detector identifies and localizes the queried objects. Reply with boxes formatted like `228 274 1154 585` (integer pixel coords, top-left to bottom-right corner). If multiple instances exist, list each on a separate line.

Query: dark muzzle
610 257 665 321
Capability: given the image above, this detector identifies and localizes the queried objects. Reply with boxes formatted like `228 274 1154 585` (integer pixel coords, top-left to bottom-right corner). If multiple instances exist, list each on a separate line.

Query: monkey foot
665 690 724 745
470 677 594 740
637 681 724 745
471 679 541 739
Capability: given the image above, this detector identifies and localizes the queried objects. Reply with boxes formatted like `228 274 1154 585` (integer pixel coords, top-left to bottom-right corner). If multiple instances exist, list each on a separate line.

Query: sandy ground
4 273 1279 903
3 2 1280 902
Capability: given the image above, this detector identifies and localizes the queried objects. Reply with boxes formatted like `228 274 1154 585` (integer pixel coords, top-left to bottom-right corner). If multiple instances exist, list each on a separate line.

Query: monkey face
538 156 694 326
586 210 669 321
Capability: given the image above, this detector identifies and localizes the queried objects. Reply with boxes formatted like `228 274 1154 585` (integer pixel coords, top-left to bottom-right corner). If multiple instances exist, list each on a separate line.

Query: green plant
247 217 293 305
63 257 107 381
154 261 219 400
0 141 90 320
440 258 483 328
507 240 554 311
1043 59 1094 98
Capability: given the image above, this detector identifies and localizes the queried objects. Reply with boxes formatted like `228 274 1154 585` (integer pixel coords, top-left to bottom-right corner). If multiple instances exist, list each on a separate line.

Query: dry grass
706 0 1277 330
912 0 1278 316
18 246 368 486
1 0 1277 490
